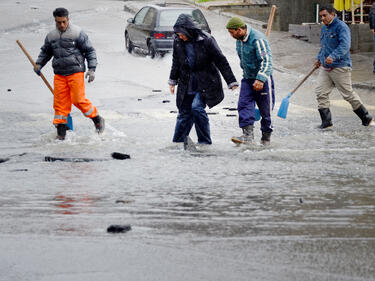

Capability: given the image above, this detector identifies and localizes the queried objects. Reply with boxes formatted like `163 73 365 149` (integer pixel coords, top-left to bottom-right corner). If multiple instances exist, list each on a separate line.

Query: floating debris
152 89 162 92
45 152 130 162
9 169 28 172
0 158 10 163
107 224 132 233
162 100 170 103
226 114 237 117
111 152 131 160
115 199 133 204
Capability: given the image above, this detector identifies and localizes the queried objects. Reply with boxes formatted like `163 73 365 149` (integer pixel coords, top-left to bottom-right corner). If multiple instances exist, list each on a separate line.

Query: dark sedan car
125 4 211 58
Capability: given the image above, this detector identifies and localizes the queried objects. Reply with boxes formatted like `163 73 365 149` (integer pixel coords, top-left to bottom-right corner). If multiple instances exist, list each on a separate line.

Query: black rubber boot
354 104 373 126
318 108 333 129
56 124 67 140
260 131 271 146
92 115 105 134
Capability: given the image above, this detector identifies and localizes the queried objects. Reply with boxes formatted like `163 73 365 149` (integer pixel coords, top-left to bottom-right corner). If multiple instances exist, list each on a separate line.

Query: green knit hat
226 17 246 29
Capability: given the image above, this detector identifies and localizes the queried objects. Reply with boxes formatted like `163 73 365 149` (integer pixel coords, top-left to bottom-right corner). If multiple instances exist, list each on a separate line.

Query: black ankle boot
318 108 333 129
261 131 271 145
354 105 373 126
92 115 105 134
56 124 67 140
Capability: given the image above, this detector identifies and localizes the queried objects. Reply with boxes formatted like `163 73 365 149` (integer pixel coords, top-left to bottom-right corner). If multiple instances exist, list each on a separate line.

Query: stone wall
289 23 374 53
350 24 374 52
272 0 332 31
222 0 331 31
221 5 281 30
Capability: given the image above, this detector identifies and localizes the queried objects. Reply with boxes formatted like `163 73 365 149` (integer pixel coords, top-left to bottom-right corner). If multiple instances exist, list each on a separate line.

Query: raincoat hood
173 14 201 40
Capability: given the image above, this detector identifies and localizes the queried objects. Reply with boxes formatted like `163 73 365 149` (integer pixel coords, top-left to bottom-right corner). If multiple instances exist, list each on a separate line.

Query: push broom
277 65 319 119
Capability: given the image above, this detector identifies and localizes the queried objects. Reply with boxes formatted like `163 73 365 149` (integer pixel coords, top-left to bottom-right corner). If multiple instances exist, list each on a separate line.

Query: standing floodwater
0 1 375 280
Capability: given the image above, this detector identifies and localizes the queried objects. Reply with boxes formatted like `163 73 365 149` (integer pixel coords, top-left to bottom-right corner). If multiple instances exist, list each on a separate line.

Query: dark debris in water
115 199 133 204
9 169 28 172
111 152 131 160
107 224 132 233
0 158 10 163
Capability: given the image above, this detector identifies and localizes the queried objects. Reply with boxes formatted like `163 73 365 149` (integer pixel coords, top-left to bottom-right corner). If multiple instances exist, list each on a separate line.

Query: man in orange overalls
34 7 104 140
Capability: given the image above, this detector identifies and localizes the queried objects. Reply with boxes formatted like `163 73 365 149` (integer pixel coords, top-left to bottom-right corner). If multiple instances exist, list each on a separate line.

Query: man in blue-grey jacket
315 5 373 129
226 17 274 145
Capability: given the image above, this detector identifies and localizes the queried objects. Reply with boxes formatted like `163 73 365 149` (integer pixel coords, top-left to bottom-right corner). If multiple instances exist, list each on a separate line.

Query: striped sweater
235 27 272 83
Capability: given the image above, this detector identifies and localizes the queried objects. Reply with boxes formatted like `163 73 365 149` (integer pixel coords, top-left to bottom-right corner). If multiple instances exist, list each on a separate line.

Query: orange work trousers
53 72 97 125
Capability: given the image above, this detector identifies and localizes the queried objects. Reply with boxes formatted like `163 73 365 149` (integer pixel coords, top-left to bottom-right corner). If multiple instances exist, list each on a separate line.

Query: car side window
143 8 156 26
134 7 150 25
192 10 206 26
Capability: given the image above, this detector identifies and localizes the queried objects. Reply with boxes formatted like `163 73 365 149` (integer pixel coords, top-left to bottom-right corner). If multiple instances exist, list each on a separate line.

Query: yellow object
334 0 344 11
334 0 361 11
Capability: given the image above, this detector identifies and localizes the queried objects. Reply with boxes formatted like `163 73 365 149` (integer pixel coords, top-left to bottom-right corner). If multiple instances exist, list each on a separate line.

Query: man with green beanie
226 17 274 145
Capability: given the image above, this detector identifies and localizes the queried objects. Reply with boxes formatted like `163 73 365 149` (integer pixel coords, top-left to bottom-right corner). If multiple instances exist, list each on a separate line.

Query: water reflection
53 194 94 215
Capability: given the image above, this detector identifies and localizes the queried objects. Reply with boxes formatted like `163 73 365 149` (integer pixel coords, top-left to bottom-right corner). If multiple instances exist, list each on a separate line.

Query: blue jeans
238 78 273 133
173 93 212 144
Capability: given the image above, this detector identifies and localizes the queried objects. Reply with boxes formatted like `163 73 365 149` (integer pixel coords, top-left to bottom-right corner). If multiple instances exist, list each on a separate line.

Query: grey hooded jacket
36 24 97 76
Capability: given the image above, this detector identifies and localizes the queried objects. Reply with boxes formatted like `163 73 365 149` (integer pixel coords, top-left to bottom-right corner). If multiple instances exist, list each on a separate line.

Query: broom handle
265 5 276 37
16 40 54 94
290 65 319 95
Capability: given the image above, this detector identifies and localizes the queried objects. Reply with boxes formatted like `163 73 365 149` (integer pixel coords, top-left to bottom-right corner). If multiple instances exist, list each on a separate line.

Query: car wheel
148 43 156 59
125 33 133 54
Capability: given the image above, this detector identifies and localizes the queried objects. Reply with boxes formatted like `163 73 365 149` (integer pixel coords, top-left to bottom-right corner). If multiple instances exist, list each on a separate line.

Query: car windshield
158 9 206 27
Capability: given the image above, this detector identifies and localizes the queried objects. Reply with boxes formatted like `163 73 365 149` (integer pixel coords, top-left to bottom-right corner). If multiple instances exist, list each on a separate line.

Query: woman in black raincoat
168 14 238 144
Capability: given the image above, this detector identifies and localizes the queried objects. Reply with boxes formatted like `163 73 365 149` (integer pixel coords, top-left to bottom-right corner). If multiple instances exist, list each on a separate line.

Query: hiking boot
231 125 254 144
354 104 373 126
56 124 67 140
260 131 271 146
318 108 333 129
92 115 105 134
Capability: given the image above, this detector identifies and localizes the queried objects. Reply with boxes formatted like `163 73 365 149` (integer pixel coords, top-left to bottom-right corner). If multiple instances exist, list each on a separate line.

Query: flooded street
1 0 375 280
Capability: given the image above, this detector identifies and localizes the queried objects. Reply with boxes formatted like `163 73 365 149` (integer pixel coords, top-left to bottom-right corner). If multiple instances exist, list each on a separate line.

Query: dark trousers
238 78 273 133
173 93 212 144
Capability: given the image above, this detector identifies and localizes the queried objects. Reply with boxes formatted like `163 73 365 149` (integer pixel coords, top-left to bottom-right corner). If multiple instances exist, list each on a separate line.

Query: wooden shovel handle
290 65 319 94
16 40 54 94
265 5 276 37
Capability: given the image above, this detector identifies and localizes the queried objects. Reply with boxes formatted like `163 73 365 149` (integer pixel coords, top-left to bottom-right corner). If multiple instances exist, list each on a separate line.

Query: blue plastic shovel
277 66 318 119
17 40 73 130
